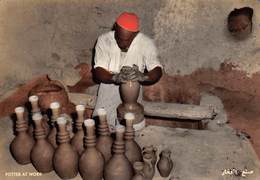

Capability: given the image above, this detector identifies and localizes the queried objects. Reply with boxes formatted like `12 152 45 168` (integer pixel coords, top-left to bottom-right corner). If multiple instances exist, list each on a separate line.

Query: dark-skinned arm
93 67 114 84
142 66 162 85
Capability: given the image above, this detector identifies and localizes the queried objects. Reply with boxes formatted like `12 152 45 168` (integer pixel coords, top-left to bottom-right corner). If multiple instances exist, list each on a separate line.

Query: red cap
116 12 139 32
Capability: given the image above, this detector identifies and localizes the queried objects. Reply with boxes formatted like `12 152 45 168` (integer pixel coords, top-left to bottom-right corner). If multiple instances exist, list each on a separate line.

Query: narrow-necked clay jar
96 108 113 163
157 149 173 177
132 161 145 180
104 125 133 180
120 81 140 109
47 101 60 148
142 145 158 166
53 117 78 179
79 119 104 180
30 113 54 173
124 113 142 164
29 95 40 113
71 104 85 155
10 107 34 164
143 153 155 180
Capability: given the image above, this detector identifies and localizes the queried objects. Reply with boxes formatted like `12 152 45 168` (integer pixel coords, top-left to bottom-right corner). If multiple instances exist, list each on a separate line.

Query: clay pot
143 154 155 180
157 149 173 177
71 105 85 155
228 7 253 39
120 81 140 108
96 108 113 163
79 119 105 180
47 102 61 148
30 113 54 173
53 117 78 179
29 80 68 111
118 81 144 128
132 162 145 180
142 145 158 166
124 113 142 164
10 107 34 165
104 125 133 180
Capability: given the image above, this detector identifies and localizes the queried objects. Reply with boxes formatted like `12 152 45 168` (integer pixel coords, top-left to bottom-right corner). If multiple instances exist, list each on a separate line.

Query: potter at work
93 12 162 130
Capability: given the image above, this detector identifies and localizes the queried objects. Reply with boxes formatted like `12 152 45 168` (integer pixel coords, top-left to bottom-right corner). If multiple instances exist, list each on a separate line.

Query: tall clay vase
143 154 155 180
28 95 49 136
96 108 113 163
47 102 60 148
71 104 85 155
10 107 34 164
157 149 173 177
104 125 133 180
142 145 158 166
53 117 78 179
132 162 145 180
118 80 144 130
79 119 105 180
30 113 54 173
124 113 142 164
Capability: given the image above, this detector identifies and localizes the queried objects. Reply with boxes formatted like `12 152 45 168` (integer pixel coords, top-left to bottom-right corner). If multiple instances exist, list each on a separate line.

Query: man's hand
131 64 149 82
111 72 127 84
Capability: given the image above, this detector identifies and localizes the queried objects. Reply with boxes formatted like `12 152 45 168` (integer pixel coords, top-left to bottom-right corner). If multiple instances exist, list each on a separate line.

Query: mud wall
0 0 259 99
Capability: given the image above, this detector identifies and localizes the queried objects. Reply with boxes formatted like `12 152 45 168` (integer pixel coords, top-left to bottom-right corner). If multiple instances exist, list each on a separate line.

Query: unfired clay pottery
117 81 144 130
29 95 40 113
124 113 142 164
143 153 155 180
53 117 78 179
71 104 85 155
79 119 105 180
132 162 145 180
142 145 158 166
96 108 113 163
47 102 60 148
29 80 68 111
104 125 133 180
10 107 34 165
30 113 54 173
157 149 173 177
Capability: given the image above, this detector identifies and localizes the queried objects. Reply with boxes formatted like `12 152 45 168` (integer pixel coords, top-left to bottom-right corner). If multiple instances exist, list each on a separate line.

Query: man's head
115 12 139 52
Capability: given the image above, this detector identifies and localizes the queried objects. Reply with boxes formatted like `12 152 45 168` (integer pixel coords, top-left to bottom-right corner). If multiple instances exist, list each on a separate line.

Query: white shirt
93 31 162 130
94 31 162 73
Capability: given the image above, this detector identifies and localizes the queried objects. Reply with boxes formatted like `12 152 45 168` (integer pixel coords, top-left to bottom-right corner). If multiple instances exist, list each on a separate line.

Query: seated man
93 12 162 130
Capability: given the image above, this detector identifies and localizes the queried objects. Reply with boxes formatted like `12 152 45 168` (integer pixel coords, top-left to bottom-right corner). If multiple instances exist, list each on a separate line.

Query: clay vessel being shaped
79 119 105 180
30 113 54 173
10 107 34 165
96 108 113 163
53 117 78 179
157 149 173 177
120 81 140 109
104 125 133 180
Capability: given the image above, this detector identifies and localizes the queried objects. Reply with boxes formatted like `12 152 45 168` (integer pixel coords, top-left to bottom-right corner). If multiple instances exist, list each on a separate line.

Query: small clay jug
30 113 54 173
53 117 78 179
47 102 60 148
157 149 173 177
104 125 133 180
132 161 145 180
143 154 155 180
142 145 158 166
96 108 113 163
79 119 105 180
10 107 34 164
124 113 142 164
71 104 85 155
